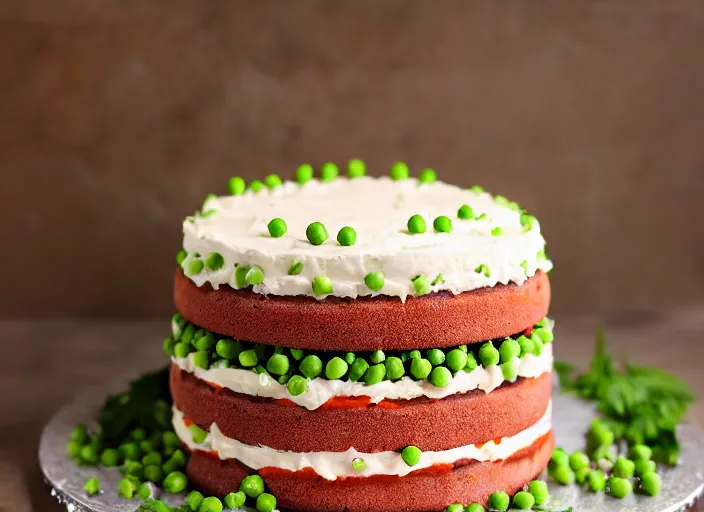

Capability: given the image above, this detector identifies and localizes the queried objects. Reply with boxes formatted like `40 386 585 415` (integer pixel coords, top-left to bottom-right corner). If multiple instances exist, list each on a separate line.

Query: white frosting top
173 402 552 480
172 343 552 411
182 177 552 300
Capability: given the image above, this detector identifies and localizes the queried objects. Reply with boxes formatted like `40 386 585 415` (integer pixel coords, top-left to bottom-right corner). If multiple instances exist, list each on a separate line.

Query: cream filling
172 343 552 411
173 401 552 481
182 177 552 300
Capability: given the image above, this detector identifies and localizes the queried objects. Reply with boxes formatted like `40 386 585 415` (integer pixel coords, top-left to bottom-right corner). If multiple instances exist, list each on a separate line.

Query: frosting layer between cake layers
172 403 552 481
172 343 552 410
181 177 552 301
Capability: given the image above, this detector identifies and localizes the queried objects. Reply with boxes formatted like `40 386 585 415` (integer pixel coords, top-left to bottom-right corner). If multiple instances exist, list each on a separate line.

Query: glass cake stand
39 378 704 512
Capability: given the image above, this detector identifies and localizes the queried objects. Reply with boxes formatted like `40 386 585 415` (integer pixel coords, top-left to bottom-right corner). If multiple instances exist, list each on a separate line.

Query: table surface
2 307 703 511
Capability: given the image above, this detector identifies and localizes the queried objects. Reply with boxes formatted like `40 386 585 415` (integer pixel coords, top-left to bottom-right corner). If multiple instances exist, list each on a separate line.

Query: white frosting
172 343 552 411
182 177 552 300
173 402 551 480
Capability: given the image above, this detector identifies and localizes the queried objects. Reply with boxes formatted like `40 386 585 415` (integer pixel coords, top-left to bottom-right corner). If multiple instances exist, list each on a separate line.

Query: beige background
1 0 704 318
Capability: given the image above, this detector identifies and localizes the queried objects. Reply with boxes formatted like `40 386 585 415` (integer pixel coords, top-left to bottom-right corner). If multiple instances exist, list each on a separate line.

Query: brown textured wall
1 0 703 318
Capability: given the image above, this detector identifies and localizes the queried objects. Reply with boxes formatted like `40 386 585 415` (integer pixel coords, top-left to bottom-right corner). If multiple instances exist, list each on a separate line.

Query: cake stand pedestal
39 380 704 512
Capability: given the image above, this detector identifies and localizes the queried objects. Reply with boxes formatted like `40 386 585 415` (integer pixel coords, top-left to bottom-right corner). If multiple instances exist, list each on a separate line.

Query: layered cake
167 162 555 511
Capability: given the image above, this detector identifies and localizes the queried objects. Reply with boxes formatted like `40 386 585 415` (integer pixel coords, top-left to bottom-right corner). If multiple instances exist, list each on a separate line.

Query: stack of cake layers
167 174 554 511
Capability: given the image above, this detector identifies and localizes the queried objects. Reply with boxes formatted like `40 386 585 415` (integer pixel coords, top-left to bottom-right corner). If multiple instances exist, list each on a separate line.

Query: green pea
162 431 180 450
267 218 287 238
588 422 615 447
235 264 249 288
240 474 265 498
512 490 535 510
295 164 314 184
349 358 370 382
516 335 536 356
498 338 520 363
227 176 246 195
458 344 467 352
347 159 366 178
474 263 490 277
418 168 436 183
320 162 339 182
569 451 590 471
193 350 209 369
367 350 384 364
286 375 309 396
186 490 204 511
312 276 333 296
176 249 188 266
488 491 510 511
364 271 385 291
337 226 357 246
256 493 277 512
445 349 467 372
466 504 486 512
325 357 348 379
277 373 291 385
253 364 269 376
528 479 549 505
641 472 661 496
364 363 386 384
478 341 500 366
173 342 190 358
80 444 99 464
457 204 474 219
181 323 196 343
125 461 143 478
163 337 176 357
162 470 187 493
193 332 215 350
500 359 518 381
341 352 355 366
215 339 241 360
137 482 153 499
401 445 422 466
549 464 574 485
390 161 409 180
239 349 258 367
264 174 282 189
162 449 186 474
429 366 452 387
306 222 329 245
410 358 432 380
100 448 120 467
300 355 323 379
352 457 367 470
608 476 632 498
407 214 427 234
550 447 569 467
118 442 141 461
288 261 304 275
445 505 464 512
118 477 138 498
204 252 224 271
144 465 163 483
635 459 656 476
184 259 204 276
189 424 207 444
577 467 592 485
612 456 635 478
412 275 430 295
433 215 452 233
267 354 290 376
586 469 606 492
83 477 101 496
426 348 445 366
533 327 554 343
223 491 246 509
142 452 162 466
200 496 224 512
469 185 485 194
490 226 504 236
630 444 653 461
464 352 478 372
245 265 264 285
408 349 421 360
432 273 444 286
385 356 405 380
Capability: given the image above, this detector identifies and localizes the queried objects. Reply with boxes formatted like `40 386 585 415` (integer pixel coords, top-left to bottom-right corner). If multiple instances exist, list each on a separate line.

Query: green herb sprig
555 328 694 465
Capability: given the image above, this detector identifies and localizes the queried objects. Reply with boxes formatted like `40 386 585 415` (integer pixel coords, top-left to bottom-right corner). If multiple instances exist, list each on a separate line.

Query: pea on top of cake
177 161 552 301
